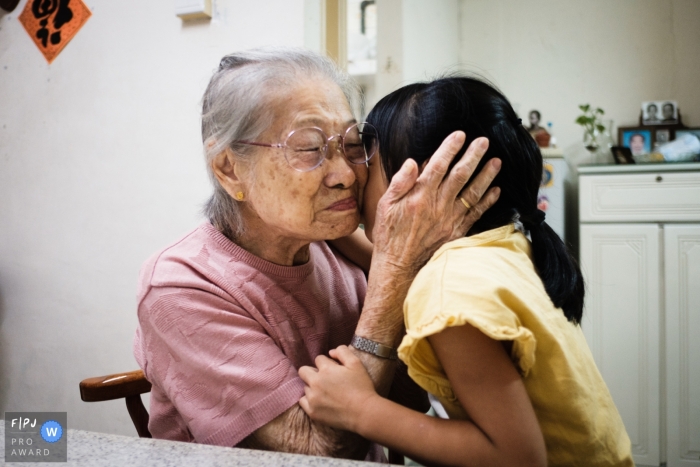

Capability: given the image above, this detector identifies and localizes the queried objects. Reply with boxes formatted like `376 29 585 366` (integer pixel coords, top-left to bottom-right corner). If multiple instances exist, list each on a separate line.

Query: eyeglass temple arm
232 141 284 149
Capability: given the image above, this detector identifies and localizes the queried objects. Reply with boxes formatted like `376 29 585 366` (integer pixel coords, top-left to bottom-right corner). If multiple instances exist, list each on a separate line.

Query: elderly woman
133 48 500 461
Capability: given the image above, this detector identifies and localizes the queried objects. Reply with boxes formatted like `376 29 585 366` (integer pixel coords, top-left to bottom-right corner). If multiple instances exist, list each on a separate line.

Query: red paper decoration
19 0 92 64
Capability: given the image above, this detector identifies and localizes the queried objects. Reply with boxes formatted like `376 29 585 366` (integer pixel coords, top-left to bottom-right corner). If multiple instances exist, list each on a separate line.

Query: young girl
298 77 634 466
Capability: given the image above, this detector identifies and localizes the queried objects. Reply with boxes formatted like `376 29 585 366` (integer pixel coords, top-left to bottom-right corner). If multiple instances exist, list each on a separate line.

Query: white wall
459 0 700 157
371 0 460 112
402 0 460 84
458 0 700 252
373 0 404 109
0 0 305 436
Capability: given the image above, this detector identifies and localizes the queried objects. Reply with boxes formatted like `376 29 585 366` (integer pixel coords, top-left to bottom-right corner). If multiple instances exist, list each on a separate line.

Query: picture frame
618 126 653 156
641 100 678 125
611 146 636 164
655 129 671 144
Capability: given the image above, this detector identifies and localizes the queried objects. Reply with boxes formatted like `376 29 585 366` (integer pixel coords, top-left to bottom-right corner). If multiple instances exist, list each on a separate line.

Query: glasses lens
344 123 378 164
285 128 326 171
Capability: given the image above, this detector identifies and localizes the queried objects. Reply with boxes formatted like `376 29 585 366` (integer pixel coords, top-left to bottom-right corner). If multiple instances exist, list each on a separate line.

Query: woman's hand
299 345 378 433
371 132 500 275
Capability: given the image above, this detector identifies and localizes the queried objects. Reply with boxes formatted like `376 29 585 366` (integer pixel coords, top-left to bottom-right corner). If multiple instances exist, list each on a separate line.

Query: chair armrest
80 370 152 402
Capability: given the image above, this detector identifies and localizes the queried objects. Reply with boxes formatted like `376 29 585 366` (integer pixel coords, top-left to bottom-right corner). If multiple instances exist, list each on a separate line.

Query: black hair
366 76 585 324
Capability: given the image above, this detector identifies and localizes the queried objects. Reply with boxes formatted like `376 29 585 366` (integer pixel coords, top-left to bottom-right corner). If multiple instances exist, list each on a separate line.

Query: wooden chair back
79 370 152 438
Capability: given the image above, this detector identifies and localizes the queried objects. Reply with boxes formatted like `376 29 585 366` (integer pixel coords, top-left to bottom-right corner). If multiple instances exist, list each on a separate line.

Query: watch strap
350 335 398 360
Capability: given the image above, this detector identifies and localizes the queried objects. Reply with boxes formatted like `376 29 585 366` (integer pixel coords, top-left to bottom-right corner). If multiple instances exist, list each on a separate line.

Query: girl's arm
327 227 373 275
299 324 547 467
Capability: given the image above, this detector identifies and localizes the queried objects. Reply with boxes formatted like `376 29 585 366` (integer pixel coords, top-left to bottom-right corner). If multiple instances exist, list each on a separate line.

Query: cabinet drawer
580 171 700 222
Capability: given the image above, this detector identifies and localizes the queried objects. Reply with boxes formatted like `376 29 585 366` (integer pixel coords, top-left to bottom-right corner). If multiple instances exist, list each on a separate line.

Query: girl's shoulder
414 224 536 294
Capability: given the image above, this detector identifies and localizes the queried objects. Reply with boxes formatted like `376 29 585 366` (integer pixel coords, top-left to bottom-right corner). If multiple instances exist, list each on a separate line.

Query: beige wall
670 0 700 129
459 0 700 157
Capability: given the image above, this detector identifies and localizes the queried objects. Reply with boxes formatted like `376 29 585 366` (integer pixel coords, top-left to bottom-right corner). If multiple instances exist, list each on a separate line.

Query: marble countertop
0 424 378 467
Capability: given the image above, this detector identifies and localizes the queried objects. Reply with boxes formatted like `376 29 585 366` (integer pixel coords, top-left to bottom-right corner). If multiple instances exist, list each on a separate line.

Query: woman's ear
212 149 248 199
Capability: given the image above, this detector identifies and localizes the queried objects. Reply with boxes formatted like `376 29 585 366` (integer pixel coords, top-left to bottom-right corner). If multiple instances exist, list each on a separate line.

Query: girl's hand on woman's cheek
299 345 378 432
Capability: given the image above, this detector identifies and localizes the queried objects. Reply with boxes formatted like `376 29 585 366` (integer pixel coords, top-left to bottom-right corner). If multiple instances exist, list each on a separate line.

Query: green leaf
575 116 589 125
596 124 606 133
579 104 590 112
595 108 604 115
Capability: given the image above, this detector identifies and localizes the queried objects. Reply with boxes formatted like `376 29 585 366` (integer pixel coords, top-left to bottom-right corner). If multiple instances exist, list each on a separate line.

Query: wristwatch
350 335 398 360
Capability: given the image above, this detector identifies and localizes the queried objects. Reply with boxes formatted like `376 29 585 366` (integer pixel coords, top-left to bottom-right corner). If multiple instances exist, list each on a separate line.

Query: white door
665 224 700 467
580 223 661 466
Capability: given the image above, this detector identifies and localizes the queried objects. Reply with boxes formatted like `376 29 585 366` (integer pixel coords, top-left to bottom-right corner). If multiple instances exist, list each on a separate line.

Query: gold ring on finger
459 197 471 210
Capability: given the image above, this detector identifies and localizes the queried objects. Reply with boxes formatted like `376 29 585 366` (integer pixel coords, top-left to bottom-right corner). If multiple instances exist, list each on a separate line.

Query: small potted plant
576 104 613 163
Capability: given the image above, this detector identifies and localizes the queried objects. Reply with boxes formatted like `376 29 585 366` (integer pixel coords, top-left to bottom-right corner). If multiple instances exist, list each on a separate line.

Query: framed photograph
642 100 678 125
611 146 635 164
655 129 671 144
618 127 652 156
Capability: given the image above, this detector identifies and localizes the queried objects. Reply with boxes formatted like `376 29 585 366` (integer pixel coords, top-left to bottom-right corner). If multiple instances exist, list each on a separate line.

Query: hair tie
515 118 522 125
531 209 546 226
522 209 546 229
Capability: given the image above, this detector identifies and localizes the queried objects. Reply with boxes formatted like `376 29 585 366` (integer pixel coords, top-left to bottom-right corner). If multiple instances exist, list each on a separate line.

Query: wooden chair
79 370 152 438
79 370 405 464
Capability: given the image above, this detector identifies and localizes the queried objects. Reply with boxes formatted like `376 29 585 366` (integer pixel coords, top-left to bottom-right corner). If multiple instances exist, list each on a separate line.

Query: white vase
583 119 614 164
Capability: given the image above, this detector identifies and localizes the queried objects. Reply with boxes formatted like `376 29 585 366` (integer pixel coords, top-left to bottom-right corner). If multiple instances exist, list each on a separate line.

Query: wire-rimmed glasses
232 122 379 172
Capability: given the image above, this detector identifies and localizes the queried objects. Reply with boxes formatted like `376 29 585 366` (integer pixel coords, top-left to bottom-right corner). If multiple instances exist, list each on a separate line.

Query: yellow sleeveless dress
398 225 634 467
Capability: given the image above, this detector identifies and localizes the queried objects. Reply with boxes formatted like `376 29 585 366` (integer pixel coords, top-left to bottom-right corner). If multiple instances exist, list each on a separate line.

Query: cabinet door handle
656 176 663 182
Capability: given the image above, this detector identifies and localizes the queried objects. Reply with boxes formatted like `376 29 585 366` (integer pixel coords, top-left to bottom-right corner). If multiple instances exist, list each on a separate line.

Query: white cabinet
581 223 661 465
665 225 700 467
579 164 700 467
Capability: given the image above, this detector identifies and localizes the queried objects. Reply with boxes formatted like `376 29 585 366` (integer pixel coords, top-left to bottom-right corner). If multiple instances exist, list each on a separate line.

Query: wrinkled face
238 78 367 243
361 152 389 243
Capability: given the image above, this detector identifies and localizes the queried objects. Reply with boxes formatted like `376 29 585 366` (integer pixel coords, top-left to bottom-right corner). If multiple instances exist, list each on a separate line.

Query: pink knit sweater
133 222 374 454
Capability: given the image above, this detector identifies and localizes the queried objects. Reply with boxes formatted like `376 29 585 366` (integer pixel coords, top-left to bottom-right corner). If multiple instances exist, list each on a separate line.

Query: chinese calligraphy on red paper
19 0 92 64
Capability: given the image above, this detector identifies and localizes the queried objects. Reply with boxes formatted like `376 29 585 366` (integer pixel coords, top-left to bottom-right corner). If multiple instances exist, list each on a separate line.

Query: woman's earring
235 191 245 201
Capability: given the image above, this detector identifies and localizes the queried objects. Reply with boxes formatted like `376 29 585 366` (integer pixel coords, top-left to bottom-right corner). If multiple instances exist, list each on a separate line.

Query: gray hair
201 47 361 239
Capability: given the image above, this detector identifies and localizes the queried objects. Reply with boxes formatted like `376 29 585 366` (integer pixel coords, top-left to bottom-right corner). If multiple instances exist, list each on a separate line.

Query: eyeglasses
232 122 379 172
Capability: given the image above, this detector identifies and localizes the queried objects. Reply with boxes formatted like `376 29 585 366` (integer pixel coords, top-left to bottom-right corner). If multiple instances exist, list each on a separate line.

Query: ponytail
521 211 585 324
